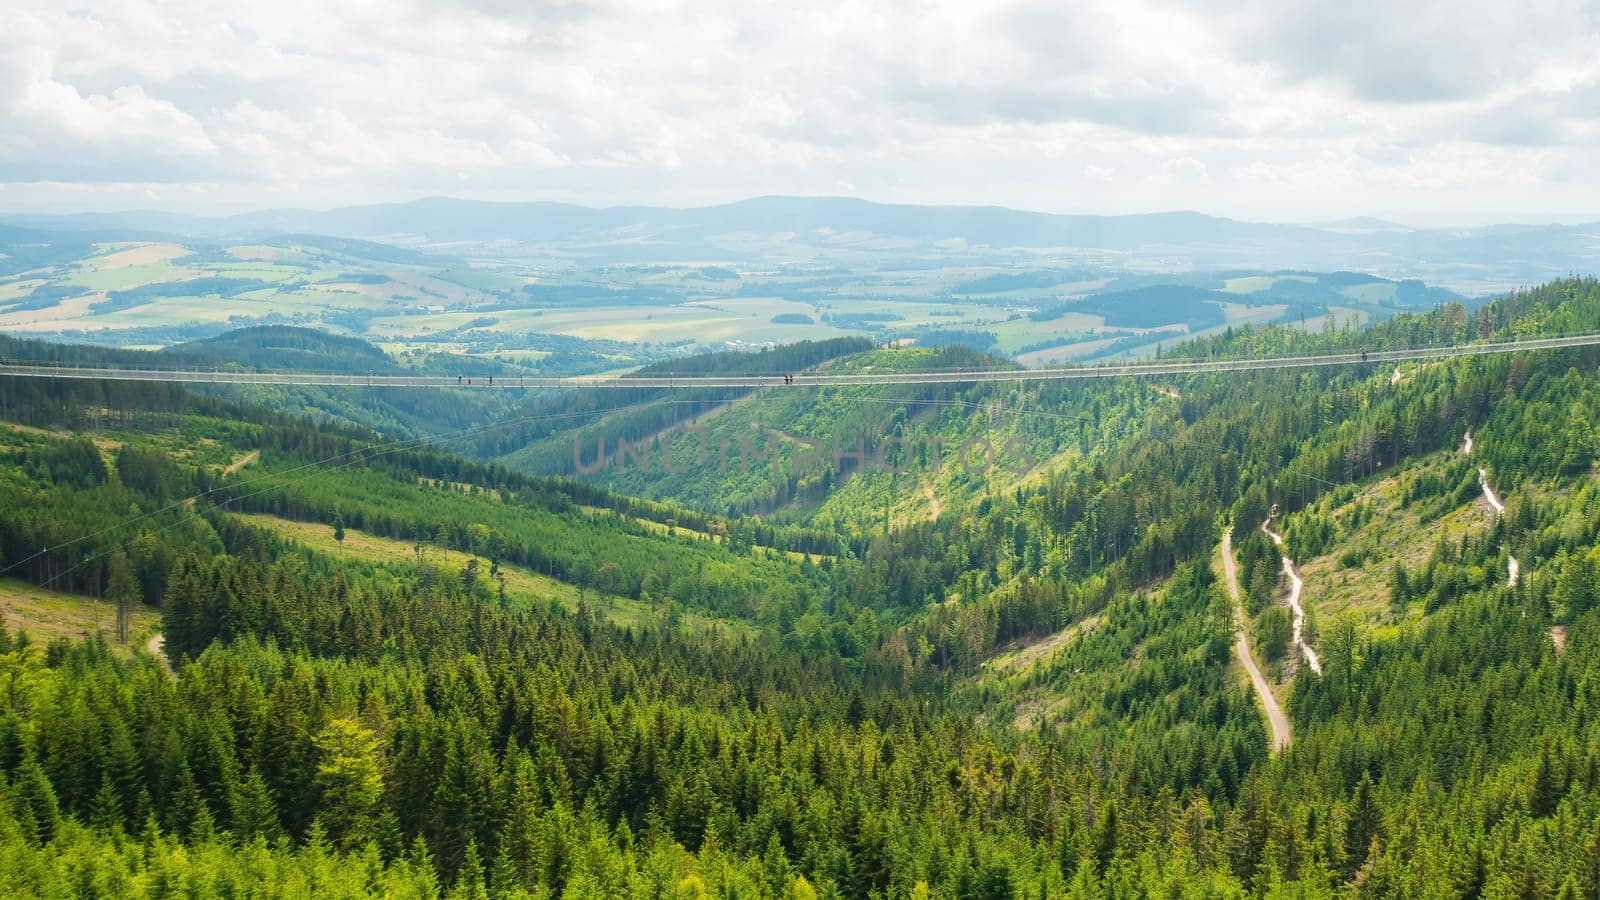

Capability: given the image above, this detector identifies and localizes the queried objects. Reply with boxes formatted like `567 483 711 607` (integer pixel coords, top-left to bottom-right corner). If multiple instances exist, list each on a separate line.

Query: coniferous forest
1 279 1600 897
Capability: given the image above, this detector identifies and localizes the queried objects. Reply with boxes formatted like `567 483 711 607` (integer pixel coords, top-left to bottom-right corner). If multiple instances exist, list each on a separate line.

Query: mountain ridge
6 194 1596 245
6 195 1599 292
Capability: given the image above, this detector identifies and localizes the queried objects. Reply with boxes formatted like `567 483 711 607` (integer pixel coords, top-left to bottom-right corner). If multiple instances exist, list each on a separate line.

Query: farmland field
0 235 1465 367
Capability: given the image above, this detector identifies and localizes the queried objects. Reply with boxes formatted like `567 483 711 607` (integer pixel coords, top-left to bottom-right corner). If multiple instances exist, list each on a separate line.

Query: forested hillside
1 279 1599 896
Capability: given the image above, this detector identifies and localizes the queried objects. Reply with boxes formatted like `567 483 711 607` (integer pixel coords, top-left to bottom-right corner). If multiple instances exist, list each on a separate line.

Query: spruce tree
1344 775 1378 876
232 765 282 842
13 756 60 846
313 718 385 851
106 547 140 645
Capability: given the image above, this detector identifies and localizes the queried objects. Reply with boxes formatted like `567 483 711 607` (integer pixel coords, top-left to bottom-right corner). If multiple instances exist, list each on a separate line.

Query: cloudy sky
2 0 1598 222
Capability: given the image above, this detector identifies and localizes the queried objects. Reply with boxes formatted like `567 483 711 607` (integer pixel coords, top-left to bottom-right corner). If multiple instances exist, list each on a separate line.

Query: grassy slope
966 579 1171 732
1289 450 1499 640
0 397 807 642
503 348 1108 529
233 513 753 637
0 577 161 656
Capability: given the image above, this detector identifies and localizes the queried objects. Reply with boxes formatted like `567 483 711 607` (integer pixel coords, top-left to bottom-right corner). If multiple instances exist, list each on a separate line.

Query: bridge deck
3 333 1598 389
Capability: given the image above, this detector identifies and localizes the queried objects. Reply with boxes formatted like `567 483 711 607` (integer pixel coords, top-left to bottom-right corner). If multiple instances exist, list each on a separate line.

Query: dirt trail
1467 434 1518 585
223 449 260 476
146 632 175 680
920 481 943 522
1478 468 1505 515
1221 529 1291 751
1262 516 1322 674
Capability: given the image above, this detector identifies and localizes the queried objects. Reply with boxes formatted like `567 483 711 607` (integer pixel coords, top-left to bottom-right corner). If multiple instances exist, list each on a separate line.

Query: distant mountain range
5 196 1599 291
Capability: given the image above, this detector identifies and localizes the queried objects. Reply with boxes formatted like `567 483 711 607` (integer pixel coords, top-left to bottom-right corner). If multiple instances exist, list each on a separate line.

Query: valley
0 209 1489 372
10 2 1600 892
1 258 1599 895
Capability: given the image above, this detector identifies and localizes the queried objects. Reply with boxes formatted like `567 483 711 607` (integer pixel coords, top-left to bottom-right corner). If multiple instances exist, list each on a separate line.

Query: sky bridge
3 332 1600 390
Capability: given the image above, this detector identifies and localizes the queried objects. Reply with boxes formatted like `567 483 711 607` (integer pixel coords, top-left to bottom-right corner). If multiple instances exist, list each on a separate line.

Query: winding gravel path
146 632 175 680
1262 517 1322 675
1221 529 1291 751
1467 432 1518 586
1478 467 1505 515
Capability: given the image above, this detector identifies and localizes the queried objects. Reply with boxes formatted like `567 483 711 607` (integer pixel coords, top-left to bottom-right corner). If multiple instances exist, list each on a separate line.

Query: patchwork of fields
0 232 1460 368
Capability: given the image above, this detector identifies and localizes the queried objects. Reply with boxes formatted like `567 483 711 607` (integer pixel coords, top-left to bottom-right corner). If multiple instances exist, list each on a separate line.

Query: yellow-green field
970 615 1102 732
574 504 831 563
988 311 1108 353
0 234 1408 367
1339 283 1399 303
0 279 47 302
0 291 102 329
1015 336 1127 366
367 298 856 345
67 260 207 292
0 577 162 657
84 242 193 269
1221 274 1316 294
234 513 752 636
0 418 256 471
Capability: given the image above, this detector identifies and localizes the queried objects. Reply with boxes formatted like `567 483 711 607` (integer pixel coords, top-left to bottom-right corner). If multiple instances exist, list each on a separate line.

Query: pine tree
160 554 203 658
13 756 61 845
846 804 889 897
256 676 317 838
1532 749 1562 818
88 774 124 832
1579 815 1600 899
313 718 385 851
232 765 281 842
493 752 540 892
100 715 145 827
488 841 520 900
1094 801 1120 874
431 725 496 873
450 839 490 900
164 761 210 842
1554 552 1597 621
1344 775 1378 876
406 834 442 898
106 547 140 645
1388 564 1410 615
761 831 791 897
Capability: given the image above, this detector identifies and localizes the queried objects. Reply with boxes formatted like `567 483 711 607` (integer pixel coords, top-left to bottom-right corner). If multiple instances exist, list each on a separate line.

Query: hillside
7 198 1598 288
173 325 398 373
0 216 1482 370
0 278 1598 894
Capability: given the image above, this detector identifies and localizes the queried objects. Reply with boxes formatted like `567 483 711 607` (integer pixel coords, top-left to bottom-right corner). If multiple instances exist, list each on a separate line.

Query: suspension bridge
3 332 1600 389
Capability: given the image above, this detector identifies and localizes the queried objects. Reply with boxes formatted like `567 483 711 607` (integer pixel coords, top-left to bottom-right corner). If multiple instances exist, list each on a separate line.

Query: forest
0 279 1598 896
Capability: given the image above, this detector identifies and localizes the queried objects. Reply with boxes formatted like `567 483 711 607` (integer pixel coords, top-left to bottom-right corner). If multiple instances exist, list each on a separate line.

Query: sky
2 0 1598 223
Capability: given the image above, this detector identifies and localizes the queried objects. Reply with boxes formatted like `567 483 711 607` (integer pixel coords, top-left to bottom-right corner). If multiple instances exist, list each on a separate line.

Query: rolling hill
7 196 1598 287
1 278 1599 895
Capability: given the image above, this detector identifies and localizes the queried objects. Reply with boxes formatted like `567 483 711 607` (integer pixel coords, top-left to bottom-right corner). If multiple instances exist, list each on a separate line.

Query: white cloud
1150 157 1209 184
0 0 1598 220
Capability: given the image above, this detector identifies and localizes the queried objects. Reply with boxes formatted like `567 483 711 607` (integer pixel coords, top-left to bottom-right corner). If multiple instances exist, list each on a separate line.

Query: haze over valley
6 195 1578 373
